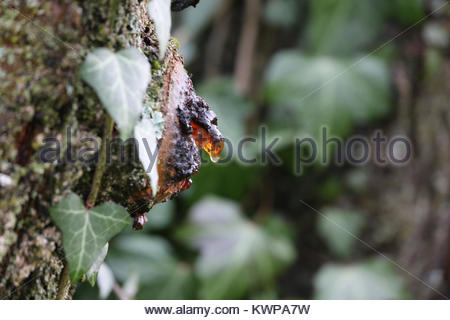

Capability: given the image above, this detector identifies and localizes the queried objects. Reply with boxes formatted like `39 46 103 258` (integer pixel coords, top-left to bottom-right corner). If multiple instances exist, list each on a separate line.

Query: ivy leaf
107 234 175 284
178 196 296 299
86 243 109 286
314 258 408 299
134 118 159 196
147 0 172 58
306 0 386 55
80 48 151 138
50 193 131 283
107 234 195 299
264 51 390 141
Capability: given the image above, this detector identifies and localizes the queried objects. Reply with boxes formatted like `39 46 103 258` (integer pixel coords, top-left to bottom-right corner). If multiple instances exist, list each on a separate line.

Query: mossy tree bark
0 0 198 299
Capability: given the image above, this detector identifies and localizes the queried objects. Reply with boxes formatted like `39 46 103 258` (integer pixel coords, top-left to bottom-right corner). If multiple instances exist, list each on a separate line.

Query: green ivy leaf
134 118 159 197
178 196 296 299
86 243 109 286
80 48 151 138
107 234 195 299
50 193 131 283
147 0 172 58
314 258 408 299
305 0 386 55
264 51 391 140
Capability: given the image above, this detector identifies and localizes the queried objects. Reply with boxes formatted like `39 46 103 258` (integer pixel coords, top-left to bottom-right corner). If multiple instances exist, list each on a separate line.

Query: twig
55 261 71 300
204 1 233 78
86 114 115 208
234 0 261 95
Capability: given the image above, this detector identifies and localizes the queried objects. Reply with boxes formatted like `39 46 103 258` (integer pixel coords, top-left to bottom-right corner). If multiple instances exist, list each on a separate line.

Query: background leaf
80 48 151 138
305 0 386 55
50 193 131 283
264 51 391 141
313 258 408 299
107 234 194 299
178 196 296 299
148 0 172 58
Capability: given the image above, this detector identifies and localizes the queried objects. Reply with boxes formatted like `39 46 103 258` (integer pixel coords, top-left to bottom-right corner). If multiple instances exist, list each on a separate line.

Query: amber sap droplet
191 122 224 162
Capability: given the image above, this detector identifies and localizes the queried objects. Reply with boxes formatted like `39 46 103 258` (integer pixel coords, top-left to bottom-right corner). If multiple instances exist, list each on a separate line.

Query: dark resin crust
171 0 201 12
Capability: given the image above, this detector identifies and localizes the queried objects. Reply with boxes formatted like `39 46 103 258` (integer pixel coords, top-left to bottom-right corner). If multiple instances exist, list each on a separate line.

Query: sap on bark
130 58 223 229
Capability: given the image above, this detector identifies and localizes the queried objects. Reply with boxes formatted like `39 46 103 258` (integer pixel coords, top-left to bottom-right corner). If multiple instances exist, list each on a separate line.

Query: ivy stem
56 115 114 299
56 260 71 300
86 114 115 208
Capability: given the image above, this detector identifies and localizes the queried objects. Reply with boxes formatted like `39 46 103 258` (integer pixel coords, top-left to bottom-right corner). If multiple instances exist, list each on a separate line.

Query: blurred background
76 0 450 300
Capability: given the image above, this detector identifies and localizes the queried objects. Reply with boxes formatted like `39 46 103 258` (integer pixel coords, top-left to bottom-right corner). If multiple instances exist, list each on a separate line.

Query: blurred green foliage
107 234 195 299
263 0 299 28
314 258 409 299
306 0 386 55
317 208 365 258
178 197 295 299
263 52 391 140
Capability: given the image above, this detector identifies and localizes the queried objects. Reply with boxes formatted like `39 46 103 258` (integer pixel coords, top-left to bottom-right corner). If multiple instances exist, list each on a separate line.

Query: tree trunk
363 5 450 298
0 0 212 299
